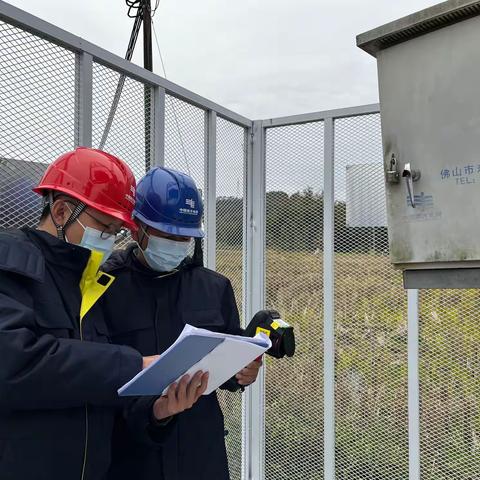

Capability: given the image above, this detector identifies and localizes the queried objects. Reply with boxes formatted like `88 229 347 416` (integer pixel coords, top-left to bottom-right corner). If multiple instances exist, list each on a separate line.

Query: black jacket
102 245 243 480
0 228 144 480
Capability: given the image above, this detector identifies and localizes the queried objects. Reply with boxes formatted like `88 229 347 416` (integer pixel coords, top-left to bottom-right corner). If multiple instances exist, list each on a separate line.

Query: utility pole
100 0 144 151
142 0 153 171
142 0 153 72
100 0 155 171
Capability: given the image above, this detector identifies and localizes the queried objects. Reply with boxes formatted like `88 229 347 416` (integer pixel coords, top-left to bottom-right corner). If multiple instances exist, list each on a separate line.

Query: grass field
216 248 480 480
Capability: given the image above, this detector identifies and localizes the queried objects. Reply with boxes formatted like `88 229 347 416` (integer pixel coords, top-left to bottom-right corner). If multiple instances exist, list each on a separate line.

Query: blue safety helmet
133 167 204 238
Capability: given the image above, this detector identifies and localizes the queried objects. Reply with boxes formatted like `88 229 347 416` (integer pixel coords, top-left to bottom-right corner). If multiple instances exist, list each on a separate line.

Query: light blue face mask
139 231 191 272
66 205 116 265
78 226 116 265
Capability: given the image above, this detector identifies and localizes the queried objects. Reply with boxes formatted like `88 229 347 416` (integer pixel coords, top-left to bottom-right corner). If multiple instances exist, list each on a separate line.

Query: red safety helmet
33 147 137 231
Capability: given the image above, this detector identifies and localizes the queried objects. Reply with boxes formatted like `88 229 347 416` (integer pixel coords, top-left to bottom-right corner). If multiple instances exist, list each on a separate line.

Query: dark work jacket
103 245 243 480
0 228 144 480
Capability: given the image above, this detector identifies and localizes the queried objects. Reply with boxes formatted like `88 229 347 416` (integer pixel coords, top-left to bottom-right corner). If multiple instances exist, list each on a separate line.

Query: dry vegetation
217 249 480 480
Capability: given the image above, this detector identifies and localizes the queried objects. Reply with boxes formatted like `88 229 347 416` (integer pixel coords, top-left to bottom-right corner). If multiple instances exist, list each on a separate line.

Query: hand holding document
118 324 271 397
152 370 209 420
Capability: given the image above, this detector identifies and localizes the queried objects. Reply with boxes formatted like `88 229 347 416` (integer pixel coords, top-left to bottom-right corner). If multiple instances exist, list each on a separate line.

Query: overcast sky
8 0 438 120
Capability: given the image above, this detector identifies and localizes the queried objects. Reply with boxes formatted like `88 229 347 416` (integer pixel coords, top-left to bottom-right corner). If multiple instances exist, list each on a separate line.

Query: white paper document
118 324 271 397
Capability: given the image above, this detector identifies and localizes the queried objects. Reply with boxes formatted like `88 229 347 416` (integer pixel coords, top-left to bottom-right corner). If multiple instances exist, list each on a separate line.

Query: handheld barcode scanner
244 310 295 359
222 310 295 392
191 241 295 358
190 246 295 359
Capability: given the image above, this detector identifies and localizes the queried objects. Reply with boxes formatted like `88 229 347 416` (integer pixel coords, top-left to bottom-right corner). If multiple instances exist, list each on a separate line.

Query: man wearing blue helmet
102 167 261 480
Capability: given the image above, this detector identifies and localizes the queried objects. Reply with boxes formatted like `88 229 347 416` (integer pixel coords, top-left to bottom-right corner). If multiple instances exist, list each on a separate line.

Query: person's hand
235 358 263 386
152 371 209 421
142 355 160 370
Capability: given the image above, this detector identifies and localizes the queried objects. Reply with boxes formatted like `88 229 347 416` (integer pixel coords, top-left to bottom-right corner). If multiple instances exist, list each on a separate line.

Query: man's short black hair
37 192 76 225
39 202 51 223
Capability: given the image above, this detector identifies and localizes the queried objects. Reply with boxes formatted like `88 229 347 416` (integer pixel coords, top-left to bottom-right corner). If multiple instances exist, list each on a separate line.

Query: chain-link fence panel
333 114 408 480
0 21 76 228
0 158 47 229
92 62 152 180
164 94 205 192
419 289 480 479
215 117 247 480
92 62 153 247
164 94 206 258
265 121 324 480
215 117 246 310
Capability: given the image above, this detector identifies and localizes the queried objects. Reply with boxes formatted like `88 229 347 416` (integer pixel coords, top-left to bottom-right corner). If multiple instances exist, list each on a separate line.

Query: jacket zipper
80 317 89 480
153 270 179 357
77 250 109 480
154 269 179 280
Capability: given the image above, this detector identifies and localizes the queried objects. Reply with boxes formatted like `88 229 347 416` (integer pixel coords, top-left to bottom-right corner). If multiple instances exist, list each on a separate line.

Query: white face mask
66 205 116 265
139 229 191 272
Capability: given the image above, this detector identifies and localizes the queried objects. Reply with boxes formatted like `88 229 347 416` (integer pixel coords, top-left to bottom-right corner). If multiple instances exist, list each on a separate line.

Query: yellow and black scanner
244 310 295 359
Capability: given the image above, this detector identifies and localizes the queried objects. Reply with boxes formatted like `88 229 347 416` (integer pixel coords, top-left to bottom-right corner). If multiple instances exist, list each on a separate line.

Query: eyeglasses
82 210 128 240
63 200 128 242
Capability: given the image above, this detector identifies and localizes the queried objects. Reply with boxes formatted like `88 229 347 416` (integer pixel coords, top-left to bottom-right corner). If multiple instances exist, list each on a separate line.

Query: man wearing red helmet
0 148 207 480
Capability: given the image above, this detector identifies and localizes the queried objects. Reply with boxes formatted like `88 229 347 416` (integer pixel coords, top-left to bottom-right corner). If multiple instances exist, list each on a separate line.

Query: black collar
22 228 91 274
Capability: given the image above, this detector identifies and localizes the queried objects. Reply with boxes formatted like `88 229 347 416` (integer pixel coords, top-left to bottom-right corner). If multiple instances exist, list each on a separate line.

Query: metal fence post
408 289 421 480
241 125 250 479
241 125 250 328
151 86 165 168
243 120 266 480
74 52 93 147
323 116 335 480
205 110 217 270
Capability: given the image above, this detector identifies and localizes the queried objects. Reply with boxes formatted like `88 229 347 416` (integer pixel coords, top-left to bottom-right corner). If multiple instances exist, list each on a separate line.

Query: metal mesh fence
164 94 206 257
419 289 480 479
333 114 408 480
92 62 153 247
215 117 246 308
264 121 324 480
0 158 47 229
0 21 76 228
215 117 247 480
6 11 480 480
164 94 205 192
92 62 152 180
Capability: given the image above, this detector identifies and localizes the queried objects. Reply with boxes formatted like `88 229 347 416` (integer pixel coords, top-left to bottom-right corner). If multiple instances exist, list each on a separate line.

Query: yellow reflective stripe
79 250 115 320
